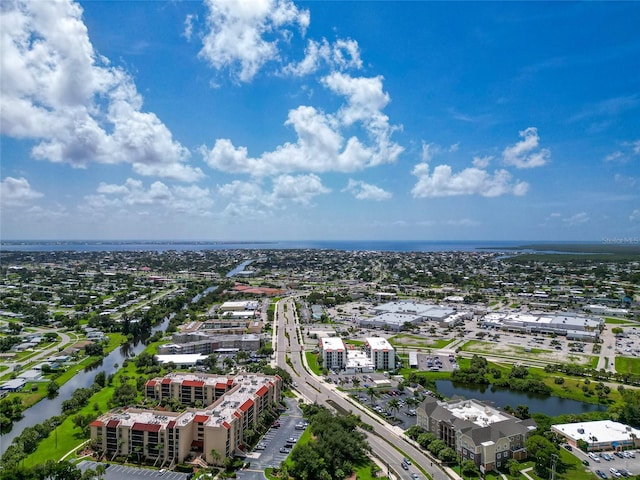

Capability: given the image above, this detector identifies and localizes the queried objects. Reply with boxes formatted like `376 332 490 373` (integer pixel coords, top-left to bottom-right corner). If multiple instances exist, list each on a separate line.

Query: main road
272 296 455 480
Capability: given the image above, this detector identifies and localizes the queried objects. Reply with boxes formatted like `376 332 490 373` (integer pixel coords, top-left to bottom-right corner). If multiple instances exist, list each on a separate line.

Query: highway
273 297 455 480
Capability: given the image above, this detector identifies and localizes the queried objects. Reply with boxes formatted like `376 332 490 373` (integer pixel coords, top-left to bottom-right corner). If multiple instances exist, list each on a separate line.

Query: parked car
564 444 573 451
279 447 291 454
595 470 608 479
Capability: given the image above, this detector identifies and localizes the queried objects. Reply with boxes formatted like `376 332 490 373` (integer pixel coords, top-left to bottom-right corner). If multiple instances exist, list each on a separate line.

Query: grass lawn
23 340 165 467
305 351 321 375
615 356 640 375
605 317 635 325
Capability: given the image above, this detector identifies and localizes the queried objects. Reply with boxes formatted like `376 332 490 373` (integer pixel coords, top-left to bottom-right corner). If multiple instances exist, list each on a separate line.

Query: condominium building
319 337 347 371
417 397 537 472
364 337 395 371
90 373 282 466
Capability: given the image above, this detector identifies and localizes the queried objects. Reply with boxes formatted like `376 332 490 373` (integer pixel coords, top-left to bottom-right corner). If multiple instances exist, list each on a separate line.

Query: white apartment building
319 337 347 371
364 337 395 371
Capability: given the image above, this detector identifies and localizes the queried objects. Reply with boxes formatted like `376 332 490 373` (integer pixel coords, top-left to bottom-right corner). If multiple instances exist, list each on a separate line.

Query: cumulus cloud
282 37 362 76
88 178 213 215
411 162 529 198
0 177 43 208
604 140 640 163
343 179 392 201
472 155 492 168
217 173 329 217
198 0 310 82
202 73 403 176
0 0 201 182
502 127 550 169
630 209 640 222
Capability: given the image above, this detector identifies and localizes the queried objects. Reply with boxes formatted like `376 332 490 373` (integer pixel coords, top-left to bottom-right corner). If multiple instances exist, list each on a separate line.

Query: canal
435 380 607 416
1 260 250 456
0 318 169 455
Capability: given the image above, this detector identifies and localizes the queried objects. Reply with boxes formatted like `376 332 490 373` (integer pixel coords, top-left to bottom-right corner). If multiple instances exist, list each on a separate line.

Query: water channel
0 317 169 455
435 380 607 416
0 260 250 456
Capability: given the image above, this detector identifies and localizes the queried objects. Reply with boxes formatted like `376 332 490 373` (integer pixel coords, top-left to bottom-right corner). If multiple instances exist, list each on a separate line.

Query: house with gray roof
417 396 536 473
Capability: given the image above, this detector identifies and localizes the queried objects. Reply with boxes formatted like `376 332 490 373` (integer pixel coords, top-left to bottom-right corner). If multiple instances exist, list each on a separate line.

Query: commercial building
90 373 281 467
480 312 602 341
364 337 395 371
417 397 537 473
358 301 463 330
319 337 347 371
551 420 640 452
157 332 262 356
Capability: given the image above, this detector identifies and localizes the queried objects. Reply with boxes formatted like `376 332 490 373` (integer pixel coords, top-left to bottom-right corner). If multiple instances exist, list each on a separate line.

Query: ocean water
0 240 591 253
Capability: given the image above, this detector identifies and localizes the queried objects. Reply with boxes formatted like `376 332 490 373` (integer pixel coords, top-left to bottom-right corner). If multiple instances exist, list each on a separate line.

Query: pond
435 380 607 417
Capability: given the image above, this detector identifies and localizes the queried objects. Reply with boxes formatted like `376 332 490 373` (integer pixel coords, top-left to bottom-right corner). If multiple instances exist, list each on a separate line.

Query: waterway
0 317 169 455
435 380 607 417
0 261 248 455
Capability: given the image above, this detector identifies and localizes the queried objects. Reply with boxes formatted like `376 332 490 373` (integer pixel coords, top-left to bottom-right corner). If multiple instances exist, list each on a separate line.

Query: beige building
417 397 536 473
90 373 282 466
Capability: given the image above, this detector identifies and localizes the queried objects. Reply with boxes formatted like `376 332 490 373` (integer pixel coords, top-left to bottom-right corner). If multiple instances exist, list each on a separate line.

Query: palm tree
387 398 400 417
367 386 378 405
352 377 361 394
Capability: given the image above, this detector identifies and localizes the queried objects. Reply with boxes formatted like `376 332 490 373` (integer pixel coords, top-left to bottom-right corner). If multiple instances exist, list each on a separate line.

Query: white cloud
0 176 43 208
472 155 492 168
198 0 309 83
630 209 640 222
502 127 550 169
605 151 624 162
88 178 213 215
563 212 589 226
343 179 392 201
0 0 201 182
411 163 529 198
633 140 640 155
202 73 403 176
184 14 196 41
449 143 459 152
604 140 640 163
282 37 362 76
217 174 329 217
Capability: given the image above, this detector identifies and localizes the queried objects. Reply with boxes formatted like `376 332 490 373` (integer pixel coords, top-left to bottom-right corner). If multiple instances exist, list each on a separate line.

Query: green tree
525 434 559 478
47 380 60 398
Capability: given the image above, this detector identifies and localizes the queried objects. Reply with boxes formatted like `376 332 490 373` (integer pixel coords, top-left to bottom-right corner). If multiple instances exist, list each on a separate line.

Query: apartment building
417 397 537 472
319 337 347 371
90 373 281 466
364 337 395 371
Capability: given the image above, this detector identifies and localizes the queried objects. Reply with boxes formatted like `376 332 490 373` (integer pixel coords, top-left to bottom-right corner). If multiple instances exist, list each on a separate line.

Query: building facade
319 337 347 371
417 397 536 472
364 337 395 370
90 373 281 467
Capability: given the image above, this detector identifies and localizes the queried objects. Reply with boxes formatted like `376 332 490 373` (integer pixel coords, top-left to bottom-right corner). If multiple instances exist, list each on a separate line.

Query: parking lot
237 398 306 480
565 446 640 478
77 460 190 480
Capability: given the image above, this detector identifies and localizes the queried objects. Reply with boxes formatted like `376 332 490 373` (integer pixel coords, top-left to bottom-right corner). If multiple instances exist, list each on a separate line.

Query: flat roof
321 337 346 350
552 420 640 444
155 354 207 364
446 398 510 427
365 337 394 351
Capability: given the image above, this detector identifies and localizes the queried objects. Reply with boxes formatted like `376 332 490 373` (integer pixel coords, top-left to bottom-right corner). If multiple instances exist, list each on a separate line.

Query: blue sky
1 0 639 241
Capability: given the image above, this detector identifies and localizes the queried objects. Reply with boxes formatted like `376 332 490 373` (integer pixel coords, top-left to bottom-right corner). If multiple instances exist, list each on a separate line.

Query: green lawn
305 351 321 375
605 317 635 325
615 356 640 375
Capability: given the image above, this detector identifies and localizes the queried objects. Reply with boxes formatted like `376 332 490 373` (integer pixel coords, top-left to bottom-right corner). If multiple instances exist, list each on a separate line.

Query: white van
588 452 601 462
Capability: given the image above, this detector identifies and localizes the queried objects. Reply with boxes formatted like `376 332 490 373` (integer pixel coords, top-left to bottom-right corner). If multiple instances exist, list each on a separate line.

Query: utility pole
550 453 558 480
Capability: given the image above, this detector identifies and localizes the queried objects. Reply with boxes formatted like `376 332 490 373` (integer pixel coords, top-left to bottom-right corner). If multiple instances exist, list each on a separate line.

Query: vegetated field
605 317 635 325
306 351 321 375
460 340 590 364
615 356 640 375
388 333 452 349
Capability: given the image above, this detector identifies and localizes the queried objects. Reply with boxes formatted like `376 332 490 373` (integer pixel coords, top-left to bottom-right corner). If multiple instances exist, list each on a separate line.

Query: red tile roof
132 422 161 432
222 421 231 429
90 420 103 428
161 378 172 384
167 420 176 429
106 419 120 428
256 385 269 397
146 380 156 387
216 382 228 389
239 399 254 412
182 380 204 387
193 415 209 423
